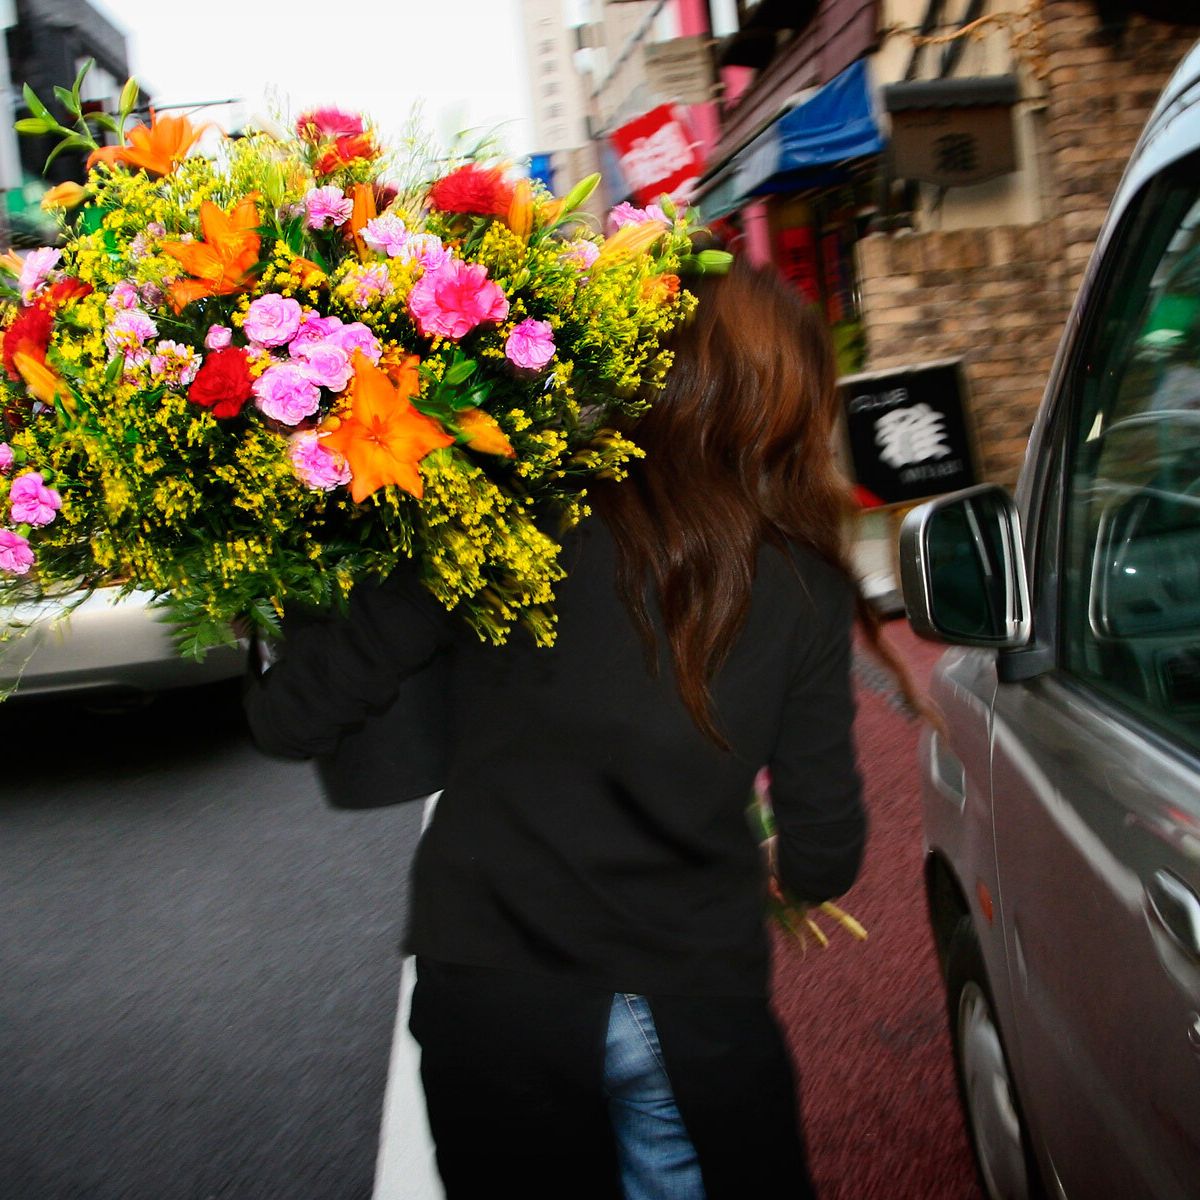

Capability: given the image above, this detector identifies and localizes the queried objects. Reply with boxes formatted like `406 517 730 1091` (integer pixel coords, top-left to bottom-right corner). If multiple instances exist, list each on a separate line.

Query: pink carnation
304 185 354 230
0 528 34 575
205 325 233 350
329 322 381 363
9 470 61 526
104 308 158 357
562 240 600 272
296 108 364 141
106 280 140 311
149 340 202 387
362 214 408 256
347 264 392 308
397 232 452 272
244 295 303 347
291 312 344 353
292 341 353 392
607 201 668 232
18 247 60 302
408 259 509 341
288 431 351 491
252 363 322 425
505 318 555 370
0 442 12 473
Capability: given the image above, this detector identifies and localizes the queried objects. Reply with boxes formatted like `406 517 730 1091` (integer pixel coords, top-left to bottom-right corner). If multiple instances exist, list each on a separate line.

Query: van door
990 159 1200 1198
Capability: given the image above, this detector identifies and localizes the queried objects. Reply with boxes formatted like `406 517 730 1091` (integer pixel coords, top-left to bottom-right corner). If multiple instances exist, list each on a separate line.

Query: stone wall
856 2 1198 485
857 224 1066 483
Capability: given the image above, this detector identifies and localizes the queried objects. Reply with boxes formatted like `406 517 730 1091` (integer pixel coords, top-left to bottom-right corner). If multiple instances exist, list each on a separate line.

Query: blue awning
733 59 883 198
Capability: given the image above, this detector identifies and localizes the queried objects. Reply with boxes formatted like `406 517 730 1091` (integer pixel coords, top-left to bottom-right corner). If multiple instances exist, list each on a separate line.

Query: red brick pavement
769 620 983 1200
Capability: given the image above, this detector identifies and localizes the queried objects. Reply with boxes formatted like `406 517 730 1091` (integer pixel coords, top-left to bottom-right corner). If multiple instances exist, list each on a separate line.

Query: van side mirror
899 484 1032 649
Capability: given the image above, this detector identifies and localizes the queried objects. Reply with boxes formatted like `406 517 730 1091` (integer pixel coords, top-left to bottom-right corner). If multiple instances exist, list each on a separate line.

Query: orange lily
319 353 454 502
40 181 88 211
87 111 205 176
14 349 71 410
456 408 515 458
160 196 262 312
348 183 377 261
596 218 669 266
506 179 533 240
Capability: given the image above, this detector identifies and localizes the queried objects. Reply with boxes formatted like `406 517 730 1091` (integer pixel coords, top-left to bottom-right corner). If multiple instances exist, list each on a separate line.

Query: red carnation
429 164 515 217
188 347 254 419
314 132 379 176
296 108 364 142
3 303 54 380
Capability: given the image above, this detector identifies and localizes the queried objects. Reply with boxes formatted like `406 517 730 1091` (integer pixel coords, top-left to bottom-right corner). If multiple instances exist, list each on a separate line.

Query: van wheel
946 917 1045 1200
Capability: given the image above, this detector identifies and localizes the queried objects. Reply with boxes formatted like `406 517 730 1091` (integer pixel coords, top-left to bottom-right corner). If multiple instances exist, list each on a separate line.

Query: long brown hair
592 257 916 745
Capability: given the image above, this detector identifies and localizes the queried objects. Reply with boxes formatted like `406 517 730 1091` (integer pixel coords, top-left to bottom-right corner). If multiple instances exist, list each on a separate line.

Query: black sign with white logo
838 360 978 507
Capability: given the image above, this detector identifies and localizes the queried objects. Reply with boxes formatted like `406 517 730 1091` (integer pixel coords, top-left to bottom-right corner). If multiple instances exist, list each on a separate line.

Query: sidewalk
771 619 981 1198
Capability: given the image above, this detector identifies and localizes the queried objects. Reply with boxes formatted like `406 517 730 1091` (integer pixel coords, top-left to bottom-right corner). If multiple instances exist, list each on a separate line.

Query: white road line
373 795 444 1200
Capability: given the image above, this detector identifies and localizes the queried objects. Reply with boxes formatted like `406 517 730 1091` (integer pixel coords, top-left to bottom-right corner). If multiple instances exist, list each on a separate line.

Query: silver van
900 42 1200 1200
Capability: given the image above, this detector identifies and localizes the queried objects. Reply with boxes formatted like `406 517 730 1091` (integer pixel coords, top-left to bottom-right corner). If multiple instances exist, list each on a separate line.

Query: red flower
314 133 379 176
188 347 254 419
3 303 53 380
296 108 364 142
2 279 93 380
429 164 515 217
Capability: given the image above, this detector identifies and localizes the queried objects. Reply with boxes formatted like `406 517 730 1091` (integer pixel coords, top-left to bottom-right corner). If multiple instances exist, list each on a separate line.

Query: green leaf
443 358 476 386
78 205 104 234
72 58 95 107
14 117 51 135
83 111 120 135
105 355 124 385
53 86 80 117
117 76 139 120
22 83 53 124
44 134 95 171
451 383 490 411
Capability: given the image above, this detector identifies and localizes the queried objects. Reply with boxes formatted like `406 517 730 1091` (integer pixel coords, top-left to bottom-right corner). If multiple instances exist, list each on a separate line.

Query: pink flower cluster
0 468 61 576
304 185 354 230
288 431 351 491
561 240 599 273
408 259 508 341
247 306 381 426
149 340 202 387
18 248 61 303
104 307 158 375
360 216 451 272
607 201 669 232
505 319 555 370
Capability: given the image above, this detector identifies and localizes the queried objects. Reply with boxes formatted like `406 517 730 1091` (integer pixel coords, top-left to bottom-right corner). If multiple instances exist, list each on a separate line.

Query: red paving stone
769 620 983 1200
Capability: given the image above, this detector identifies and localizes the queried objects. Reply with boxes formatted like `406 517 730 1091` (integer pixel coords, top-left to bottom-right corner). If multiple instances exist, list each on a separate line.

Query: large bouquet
0 67 713 658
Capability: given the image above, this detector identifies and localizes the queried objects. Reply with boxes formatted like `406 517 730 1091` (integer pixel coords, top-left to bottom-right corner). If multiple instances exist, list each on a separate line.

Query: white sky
90 0 536 158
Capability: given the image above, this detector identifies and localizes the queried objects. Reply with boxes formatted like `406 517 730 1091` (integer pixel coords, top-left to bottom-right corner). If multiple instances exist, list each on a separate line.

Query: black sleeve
768 573 865 904
243 567 450 761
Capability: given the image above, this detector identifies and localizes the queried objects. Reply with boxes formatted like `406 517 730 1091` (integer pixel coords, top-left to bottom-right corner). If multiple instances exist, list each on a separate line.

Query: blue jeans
603 993 706 1200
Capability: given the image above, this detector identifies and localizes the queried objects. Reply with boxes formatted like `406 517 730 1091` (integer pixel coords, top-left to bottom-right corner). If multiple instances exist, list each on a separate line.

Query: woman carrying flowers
244 259 887 1199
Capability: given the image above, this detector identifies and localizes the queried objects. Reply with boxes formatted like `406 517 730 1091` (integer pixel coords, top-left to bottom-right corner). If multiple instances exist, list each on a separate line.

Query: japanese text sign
837 360 978 507
609 105 704 207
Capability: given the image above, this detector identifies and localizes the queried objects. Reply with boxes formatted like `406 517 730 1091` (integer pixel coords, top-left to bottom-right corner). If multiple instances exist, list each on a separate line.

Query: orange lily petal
14 349 67 406
457 408 515 458
349 184 377 261
320 353 453 501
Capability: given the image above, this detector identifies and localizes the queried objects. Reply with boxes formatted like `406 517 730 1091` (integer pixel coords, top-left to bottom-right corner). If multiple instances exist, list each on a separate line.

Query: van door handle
1147 870 1200 960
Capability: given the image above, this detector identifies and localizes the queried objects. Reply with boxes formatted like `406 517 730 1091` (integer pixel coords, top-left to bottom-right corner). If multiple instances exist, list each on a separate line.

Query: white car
1 586 246 699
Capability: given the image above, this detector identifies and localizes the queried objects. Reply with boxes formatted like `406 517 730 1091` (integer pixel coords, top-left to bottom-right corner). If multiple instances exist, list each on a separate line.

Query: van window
1061 161 1200 753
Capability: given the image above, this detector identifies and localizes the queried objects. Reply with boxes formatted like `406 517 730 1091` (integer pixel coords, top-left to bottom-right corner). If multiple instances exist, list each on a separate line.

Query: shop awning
699 58 882 221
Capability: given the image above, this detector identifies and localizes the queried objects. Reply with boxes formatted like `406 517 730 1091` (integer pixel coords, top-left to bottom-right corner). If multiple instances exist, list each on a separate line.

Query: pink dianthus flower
397 232 451 272
291 312 344 353
252 363 322 425
505 318 556 370
292 341 352 392
0 528 34 575
288 431 351 491
362 214 408 256
9 470 61 526
0 442 12 473
18 247 60 302
244 295 303 347
561 240 600 272
149 340 202 387
296 108 364 141
205 325 233 350
104 308 158 358
106 280 140 311
408 259 509 341
607 201 668 232
328 322 381 363
348 264 393 309
304 185 354 230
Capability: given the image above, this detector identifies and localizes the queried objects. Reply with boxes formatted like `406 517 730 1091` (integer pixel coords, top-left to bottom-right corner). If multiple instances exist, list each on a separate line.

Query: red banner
609 105 704 207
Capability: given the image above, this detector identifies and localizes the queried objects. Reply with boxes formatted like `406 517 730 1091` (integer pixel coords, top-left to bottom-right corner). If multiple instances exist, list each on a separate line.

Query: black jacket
244 518 864 998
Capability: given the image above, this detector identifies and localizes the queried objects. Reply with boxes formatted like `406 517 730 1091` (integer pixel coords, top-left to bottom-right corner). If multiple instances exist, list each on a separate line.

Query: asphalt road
1 680 424 1200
